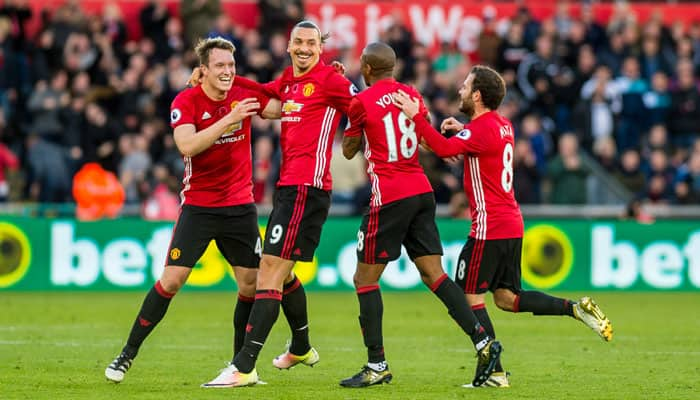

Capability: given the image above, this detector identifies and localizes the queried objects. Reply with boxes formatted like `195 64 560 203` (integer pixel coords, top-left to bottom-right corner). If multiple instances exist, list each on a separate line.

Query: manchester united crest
170 248 181 260
303 83 315 97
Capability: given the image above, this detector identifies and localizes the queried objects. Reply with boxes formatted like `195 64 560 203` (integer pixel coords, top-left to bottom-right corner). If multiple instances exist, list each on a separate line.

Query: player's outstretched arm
174 98 260 157
392 90 461 158
261 99 281 119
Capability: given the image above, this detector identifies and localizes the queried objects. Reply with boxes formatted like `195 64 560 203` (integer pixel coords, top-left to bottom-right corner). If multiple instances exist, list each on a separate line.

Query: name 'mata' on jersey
170 85 270 207
414 111 524 240
237 61 356 190
344 78 433 207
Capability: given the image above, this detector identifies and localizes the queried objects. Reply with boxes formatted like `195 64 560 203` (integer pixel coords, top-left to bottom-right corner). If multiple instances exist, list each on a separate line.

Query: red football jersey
236 61 356 190
344 78 433 206
413 111 524 239
170 85 269 207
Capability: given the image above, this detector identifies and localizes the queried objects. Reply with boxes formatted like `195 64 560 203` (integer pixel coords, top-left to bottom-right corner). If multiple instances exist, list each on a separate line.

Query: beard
460 98 475 118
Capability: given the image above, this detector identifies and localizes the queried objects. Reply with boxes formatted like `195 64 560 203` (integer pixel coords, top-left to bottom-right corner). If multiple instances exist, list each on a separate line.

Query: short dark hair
470 65 506 110
293 20 330 44
194 37 236 66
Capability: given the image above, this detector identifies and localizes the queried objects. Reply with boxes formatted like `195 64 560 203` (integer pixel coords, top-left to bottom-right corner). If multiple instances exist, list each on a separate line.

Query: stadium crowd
0 0 699 218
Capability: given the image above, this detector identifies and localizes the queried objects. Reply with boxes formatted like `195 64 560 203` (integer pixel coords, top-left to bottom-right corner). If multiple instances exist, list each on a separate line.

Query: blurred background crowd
0 0 699 219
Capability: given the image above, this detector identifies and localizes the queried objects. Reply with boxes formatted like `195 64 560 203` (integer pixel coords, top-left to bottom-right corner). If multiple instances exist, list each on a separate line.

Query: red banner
303 1 700 55
21 1 700 54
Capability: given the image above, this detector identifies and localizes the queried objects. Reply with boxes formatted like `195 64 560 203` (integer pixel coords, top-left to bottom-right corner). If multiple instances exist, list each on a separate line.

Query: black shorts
455 237 522 294
263 185 331 262
166 203 261 268
357 192 443 264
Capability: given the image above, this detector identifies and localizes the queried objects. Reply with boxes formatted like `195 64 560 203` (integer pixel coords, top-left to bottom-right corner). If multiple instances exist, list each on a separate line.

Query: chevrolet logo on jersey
282 100 304 114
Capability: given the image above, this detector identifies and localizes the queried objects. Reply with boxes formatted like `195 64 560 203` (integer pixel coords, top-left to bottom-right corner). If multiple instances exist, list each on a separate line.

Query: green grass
1 291 699 399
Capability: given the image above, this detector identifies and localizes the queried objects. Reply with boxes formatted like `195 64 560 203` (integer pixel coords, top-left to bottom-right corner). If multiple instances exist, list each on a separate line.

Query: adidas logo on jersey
202 111 212 120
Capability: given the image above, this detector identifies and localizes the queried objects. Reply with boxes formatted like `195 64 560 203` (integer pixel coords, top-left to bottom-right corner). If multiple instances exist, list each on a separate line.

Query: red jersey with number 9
170 84 269 207
344 78 433 206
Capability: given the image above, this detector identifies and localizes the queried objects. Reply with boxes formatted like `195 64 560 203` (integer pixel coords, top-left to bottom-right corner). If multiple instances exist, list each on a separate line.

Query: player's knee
494 291 516 311
159 276 185 294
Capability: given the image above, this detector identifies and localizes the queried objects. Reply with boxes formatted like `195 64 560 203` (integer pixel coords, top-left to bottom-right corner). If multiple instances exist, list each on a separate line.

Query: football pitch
1 291 698 399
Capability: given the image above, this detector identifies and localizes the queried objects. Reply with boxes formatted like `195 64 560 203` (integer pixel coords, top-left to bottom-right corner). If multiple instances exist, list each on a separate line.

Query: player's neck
471 106 491 120
201 82 227 101
368 75 393 86
293 61 320 77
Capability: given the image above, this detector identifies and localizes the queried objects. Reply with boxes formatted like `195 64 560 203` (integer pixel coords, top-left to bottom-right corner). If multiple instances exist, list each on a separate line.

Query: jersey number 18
381 112 417 162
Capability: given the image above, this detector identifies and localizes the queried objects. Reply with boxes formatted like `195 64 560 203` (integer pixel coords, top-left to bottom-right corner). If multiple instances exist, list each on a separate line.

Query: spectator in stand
0 105 18 202
546 133 589 204
668 58 700 147
82 102 121 172
27 70 71 144
119 134 152 204
257 0 303 39
615 56 649 151
140 0 170 58
639 34 672 81
497 22 528 76
614 148 646 197
675 151 700 197
25 133 72 202
513 137 541 204
598 29 627 77
574 64 616 152
181 0 220 46
643 71 671 127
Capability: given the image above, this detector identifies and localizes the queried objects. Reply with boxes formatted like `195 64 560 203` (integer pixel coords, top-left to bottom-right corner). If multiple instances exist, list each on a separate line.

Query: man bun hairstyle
293 20 330 44
470 65 506 110
194 36 236 66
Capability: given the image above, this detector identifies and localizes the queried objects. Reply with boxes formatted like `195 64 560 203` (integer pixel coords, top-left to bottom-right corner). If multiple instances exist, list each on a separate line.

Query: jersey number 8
382 112 417 162
501 142 513 192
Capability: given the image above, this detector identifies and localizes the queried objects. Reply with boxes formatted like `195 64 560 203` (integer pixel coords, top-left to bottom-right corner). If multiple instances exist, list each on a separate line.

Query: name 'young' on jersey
344 79 433 207
170 85 269 207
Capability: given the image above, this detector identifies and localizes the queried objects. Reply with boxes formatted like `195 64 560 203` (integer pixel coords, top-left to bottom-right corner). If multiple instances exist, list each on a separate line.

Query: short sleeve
343 97 366 138
170 91 195 129
325 71 358 114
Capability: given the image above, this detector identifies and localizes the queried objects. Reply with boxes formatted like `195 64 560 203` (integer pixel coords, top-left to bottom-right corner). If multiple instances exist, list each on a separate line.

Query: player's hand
331 60 346 75
443 155 463 165
226 98 260 124
392 89 420 119
187 67 203 88
440 117 463 134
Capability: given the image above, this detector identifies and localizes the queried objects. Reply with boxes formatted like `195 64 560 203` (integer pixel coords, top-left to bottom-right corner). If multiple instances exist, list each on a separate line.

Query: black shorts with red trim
166 203 262 268
263 185 331 262
357 192 443 264
455 237 522 294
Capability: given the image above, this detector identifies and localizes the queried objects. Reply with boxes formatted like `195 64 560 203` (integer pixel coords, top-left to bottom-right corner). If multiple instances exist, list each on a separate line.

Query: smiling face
202 47 235 94
288 27 322 75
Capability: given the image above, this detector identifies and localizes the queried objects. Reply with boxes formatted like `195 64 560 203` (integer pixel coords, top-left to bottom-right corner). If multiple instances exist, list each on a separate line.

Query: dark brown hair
470 65 506 110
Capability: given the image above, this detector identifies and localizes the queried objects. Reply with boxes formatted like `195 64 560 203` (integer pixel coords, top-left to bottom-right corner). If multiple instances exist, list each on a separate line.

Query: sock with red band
124 280 174 357
357 285 385 363
430 274 489 348
234 289 282 373
515 291 574 316
282 276 311 355
232 294 255 359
